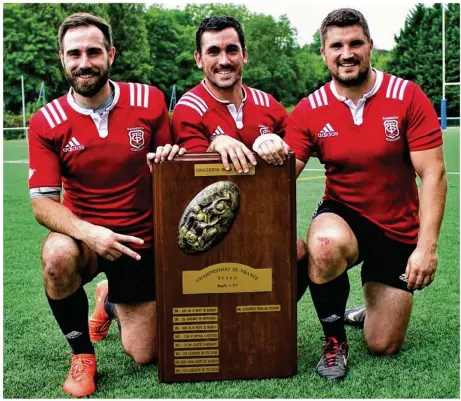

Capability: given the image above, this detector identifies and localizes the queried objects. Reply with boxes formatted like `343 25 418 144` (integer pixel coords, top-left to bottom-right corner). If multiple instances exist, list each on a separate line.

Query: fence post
21 75 27 138
440 99 447 130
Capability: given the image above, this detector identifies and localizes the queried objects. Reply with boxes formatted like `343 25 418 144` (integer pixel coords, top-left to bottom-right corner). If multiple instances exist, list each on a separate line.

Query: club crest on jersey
258 125 272 135
383 117 400 142
127 127 145 151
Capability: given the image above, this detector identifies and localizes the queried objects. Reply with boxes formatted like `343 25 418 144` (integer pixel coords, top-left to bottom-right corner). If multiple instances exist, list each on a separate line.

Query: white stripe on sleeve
249 88 259 105
129 83 135 106
136 83 142 107
40 107 55 128
187 92 208 110
314 90 322 107
46 103 61 125
53 99 67 121
320 86 328 105
308 94 317 109
392 78 403 99
386 76 396 98
262 91 270 107
256 90 264 106
143 84 149 108
176 100 204 116
182 94 207 113
398 80 409 101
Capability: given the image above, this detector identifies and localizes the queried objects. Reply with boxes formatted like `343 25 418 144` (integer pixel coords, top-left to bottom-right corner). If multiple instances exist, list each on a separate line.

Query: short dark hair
195 16 245 54
320 8 371 47
58 13 112 51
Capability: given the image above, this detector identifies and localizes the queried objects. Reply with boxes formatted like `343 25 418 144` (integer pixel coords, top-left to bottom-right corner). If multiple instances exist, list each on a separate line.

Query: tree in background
445 3 460 118
145 6 181 98
106 3 153 84
3 3 458 121
388 3 460 117
371 49 392 72
3 4 65 113
185 3 252 26
244 14 299 105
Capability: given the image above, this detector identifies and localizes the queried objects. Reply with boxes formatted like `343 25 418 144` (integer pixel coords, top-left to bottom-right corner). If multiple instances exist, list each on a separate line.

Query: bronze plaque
153 152 297 382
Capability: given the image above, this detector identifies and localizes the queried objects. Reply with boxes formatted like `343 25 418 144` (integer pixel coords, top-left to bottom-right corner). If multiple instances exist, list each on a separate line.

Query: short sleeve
171 105 209 152
283 98 315 162
28 113 61 191
149 88 173 150
271 99 288 138
406 84 443 151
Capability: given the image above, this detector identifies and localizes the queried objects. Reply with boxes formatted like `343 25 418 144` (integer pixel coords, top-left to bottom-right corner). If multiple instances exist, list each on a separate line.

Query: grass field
3 128 460 398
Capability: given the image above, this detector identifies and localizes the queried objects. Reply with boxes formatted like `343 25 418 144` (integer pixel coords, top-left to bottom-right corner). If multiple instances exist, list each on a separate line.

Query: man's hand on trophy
208 135 257 174
252 134 290 166
146 144 187 172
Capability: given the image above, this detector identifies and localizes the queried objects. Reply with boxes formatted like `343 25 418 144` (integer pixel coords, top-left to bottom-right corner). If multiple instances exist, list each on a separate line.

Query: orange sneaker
63 353 97 397
89 280 113 343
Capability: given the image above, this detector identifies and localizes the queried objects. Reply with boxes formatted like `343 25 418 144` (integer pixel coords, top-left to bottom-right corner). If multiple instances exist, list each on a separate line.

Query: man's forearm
31 197 92 241
417 169 447 248
295 158 307 177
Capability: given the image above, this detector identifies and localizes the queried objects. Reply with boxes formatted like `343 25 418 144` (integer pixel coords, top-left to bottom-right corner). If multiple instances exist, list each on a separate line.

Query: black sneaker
344 305 366 328
315 337 349 380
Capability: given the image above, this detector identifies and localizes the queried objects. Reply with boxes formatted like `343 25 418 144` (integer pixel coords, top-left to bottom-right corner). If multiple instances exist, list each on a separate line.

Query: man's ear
320 47 326 63
108 46 116 66
59 50 65 68
194 50 203 69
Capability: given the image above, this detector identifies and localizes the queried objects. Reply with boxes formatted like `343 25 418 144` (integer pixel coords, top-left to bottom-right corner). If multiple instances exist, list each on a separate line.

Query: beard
64 64 110 97
333 64 370 87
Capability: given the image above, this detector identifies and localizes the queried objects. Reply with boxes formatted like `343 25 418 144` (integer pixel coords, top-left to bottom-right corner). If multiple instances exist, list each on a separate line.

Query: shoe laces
70 356 94 382
95 319 111 333
321 337 344 368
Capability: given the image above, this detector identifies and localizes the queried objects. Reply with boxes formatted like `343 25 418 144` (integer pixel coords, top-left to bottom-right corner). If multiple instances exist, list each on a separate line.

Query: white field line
3 160 460 176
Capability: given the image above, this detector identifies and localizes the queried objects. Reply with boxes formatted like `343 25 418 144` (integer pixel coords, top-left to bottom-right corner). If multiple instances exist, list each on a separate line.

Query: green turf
3 128 460 398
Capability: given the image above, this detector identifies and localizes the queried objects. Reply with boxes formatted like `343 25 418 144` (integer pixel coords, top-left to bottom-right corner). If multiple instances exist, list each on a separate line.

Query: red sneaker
89 280 113 343
63 353 97 397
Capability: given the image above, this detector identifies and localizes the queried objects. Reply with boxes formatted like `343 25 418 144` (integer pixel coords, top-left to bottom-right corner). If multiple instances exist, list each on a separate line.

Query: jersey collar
67 80 120 115
329 68 383 102
200 79 247 105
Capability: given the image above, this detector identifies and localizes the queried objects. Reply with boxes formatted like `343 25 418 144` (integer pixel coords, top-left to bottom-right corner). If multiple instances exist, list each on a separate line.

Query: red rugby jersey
171 80 287 151
285 70 443 243
28 81 172 247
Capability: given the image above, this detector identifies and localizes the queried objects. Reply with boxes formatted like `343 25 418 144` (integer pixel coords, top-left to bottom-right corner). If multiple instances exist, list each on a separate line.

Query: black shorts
97 247 156 304
313 199 416 293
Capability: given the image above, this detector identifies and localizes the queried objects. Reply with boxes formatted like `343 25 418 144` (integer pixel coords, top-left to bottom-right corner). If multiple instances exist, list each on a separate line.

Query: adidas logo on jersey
318 123 338 137
210 126 226 141
63 137 84 152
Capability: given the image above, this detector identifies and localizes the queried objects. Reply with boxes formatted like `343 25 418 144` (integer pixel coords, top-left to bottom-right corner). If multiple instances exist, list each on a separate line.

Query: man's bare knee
367 337 403 356
307 231 349 282
42 236 81 296
117 301 157 365
123 343 156 365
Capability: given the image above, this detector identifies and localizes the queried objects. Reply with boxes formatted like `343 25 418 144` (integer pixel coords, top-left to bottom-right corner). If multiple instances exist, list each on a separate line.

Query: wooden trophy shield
153 153 297 383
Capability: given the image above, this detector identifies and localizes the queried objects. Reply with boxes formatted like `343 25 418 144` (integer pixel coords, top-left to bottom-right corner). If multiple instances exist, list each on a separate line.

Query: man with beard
169 15 309 303
28 13 184 397
275 8 447 380
171 16 290 173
